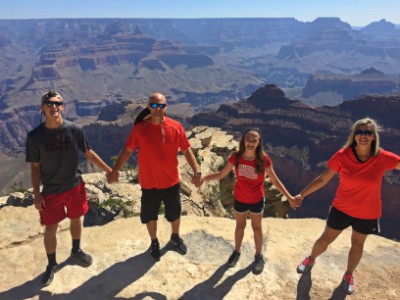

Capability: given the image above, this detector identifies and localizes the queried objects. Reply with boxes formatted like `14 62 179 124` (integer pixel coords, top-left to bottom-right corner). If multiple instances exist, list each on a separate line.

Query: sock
72 239 80 253
47 252 57 266
151 238 159 245
171 233 179 239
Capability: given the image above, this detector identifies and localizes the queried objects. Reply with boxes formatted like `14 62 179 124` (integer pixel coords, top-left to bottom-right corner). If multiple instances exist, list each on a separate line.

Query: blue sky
1 0 399 27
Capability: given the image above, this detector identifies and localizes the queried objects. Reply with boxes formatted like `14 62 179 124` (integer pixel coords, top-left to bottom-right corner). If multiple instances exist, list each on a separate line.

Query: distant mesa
361 19 399 38
360 67 385 76
301 68 397 100
103 21 131 37
138 59 165 71
247 84 292 110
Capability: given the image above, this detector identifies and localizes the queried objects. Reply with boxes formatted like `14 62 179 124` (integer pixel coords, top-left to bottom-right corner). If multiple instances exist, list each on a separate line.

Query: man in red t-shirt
107 92 201 261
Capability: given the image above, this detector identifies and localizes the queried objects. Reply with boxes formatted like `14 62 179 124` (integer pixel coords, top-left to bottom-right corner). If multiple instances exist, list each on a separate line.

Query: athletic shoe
70 249 93 267
342 273 356 295
170 234 187 255
42 263 59 286
150 239 161 262
252 254 265 275
227 250 241 267
296 256 314 274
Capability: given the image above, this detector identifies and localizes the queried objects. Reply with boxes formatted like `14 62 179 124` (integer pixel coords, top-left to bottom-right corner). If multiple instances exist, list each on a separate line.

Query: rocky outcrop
0 211 399 299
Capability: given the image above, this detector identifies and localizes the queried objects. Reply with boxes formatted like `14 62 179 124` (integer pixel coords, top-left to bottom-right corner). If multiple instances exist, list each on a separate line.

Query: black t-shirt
26 120 90 194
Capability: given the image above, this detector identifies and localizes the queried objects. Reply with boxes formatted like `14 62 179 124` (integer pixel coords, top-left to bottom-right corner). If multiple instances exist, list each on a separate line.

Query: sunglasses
43 100 64 107
354 129 374 137
149 103 167 109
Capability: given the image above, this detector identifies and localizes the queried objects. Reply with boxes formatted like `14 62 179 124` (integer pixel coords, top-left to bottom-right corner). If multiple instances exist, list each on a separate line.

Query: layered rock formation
302 68 398 101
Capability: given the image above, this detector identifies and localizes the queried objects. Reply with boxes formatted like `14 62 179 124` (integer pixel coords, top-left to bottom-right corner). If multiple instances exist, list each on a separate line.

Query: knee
351 239 365 249
70 218 81 225
44 224 58 236
251 223 262 232
236 222 246 231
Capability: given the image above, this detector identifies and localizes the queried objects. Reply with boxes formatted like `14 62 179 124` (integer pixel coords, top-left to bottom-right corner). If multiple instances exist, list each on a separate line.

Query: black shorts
140 183 181 224
234 198 265 214
327 206 380 235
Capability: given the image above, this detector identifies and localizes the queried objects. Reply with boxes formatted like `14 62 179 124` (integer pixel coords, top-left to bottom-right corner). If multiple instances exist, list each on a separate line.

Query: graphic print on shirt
238 163 258 180
45 135 73 152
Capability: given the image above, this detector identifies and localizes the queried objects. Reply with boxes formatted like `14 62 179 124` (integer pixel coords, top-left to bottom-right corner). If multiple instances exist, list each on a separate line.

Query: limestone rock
0 215 399 299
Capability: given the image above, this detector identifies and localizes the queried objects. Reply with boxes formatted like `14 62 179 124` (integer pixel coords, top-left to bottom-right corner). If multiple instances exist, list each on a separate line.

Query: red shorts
40 181 88 225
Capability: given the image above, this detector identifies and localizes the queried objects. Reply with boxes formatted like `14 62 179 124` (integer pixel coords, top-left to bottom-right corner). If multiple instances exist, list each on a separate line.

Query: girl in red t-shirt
295 117 400 295
199 128 298 274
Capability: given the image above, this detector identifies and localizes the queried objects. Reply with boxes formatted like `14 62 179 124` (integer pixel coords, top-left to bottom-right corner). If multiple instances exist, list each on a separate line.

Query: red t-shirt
228 152 272 204
328 148 399 219
124 117 190 189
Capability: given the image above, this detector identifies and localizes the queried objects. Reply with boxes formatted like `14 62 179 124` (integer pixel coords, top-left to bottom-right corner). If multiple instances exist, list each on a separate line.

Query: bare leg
250 213 263 255
346 229 368 274
310 225 342 260
44 223 59 254
171 217 180 235
234 212 247 252
146 220 158 240
70 217 82 240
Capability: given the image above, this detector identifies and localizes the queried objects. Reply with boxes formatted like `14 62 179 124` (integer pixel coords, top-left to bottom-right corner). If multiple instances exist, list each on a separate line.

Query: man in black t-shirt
26 91 112 286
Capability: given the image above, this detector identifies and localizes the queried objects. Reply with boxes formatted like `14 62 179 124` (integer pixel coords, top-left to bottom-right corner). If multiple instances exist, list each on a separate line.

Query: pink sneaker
342 273 355 295
296 256 314 273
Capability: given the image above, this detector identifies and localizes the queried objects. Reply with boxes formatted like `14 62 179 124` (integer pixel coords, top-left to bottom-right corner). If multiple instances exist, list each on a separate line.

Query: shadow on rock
0 249 159 300
296 271 312 300
179 263 253 300
328 282 348 300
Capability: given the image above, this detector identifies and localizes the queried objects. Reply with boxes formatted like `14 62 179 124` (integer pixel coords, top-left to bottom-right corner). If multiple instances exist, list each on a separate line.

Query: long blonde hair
343 117 380 156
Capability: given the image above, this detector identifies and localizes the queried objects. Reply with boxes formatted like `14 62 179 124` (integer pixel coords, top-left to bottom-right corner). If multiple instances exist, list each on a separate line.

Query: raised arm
299 167 336 198
203 161 234 182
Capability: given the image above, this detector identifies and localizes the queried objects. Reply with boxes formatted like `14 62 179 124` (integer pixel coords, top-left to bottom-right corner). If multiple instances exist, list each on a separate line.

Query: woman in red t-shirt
200 128 298 274
296 118 400 295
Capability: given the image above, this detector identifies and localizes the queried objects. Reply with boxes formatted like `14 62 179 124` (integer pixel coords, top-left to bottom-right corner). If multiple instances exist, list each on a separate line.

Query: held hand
196 176 204 187
288 194 303 210
293 194 303 208
107 170 119 184
191 173 203 187
294 194 303 205
33 193 45 211
287 196 297 210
